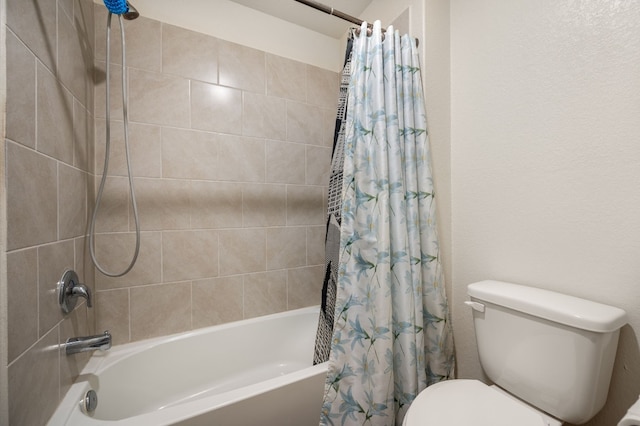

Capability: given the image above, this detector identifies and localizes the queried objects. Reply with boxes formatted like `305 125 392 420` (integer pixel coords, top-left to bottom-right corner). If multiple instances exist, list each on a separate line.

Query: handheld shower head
102 0 139 20
103 0 128 15
123 2 139 20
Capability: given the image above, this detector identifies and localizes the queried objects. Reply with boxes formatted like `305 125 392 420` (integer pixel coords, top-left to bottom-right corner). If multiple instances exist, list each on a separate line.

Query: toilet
404 280 628 426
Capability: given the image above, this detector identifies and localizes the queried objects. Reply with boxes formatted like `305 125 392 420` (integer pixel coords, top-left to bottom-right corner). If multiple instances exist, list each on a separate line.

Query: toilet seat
403 379 556 426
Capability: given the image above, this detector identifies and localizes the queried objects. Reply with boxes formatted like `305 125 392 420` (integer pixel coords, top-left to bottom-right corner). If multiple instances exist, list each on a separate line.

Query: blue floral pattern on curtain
320 21 455 426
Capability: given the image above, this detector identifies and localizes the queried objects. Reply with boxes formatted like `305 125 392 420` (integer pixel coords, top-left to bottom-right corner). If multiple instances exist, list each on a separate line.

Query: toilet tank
467 280 627 425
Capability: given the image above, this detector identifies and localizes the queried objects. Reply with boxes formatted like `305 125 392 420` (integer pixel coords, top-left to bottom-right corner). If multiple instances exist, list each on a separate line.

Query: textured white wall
451 1 640 424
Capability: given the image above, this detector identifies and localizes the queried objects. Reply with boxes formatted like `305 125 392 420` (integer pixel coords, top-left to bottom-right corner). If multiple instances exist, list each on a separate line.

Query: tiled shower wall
91 5 338 345
5 0 96 425
4 1 337 424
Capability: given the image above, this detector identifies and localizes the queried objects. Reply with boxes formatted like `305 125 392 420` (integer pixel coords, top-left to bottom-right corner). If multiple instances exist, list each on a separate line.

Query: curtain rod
293 0 419 46
293 0 372 29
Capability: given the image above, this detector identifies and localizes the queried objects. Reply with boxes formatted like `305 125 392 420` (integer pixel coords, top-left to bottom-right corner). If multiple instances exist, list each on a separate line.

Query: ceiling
229 0 373 38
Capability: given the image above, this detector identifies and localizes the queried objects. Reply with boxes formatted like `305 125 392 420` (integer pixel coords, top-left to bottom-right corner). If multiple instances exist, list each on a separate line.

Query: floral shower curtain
320 21 455 426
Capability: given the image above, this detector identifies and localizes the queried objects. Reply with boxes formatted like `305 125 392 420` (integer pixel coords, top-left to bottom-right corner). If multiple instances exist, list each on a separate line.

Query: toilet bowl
403 380 561 426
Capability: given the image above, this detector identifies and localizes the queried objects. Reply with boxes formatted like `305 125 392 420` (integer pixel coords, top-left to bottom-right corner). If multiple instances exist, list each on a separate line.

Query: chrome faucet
64 331 112 355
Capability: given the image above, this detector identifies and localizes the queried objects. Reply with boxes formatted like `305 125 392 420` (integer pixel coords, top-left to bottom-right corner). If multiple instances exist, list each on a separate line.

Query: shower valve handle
58 269 92 313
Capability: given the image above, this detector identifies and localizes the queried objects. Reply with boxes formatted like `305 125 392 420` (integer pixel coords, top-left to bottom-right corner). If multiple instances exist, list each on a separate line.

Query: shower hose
89 11 141 277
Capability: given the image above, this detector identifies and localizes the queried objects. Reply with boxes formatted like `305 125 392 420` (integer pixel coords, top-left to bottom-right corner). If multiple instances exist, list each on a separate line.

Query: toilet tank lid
467 280 627 333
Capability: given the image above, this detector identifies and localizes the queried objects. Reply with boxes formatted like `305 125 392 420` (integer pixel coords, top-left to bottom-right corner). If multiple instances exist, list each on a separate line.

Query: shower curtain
320 21 454 426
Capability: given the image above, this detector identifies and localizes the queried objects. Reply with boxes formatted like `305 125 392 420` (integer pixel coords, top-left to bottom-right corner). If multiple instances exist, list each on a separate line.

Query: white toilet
404 280 628 426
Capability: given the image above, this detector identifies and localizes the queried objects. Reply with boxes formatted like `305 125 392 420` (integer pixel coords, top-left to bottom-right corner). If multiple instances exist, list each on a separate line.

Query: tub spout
65 331 112 355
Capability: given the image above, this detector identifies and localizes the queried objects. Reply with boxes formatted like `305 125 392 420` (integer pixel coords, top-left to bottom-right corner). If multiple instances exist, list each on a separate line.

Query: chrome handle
58 269 92 313
71 284 92 308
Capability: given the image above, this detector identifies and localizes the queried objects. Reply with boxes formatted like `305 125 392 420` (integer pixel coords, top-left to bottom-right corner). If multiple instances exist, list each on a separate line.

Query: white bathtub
48 306 327 426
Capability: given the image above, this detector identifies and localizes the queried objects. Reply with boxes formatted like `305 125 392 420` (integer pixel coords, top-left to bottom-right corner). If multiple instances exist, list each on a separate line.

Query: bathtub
48 306 327 426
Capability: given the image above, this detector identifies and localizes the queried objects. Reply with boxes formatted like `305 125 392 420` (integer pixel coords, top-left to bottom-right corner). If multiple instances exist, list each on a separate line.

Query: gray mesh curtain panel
313 35 354 365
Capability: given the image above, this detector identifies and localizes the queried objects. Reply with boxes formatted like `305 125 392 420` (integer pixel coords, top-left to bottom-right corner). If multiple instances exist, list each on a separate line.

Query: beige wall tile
266 227 307 270
96 9 335 346
306 145 331 186
192 276 243 328
6 30 36 148
162 23 218 84
286 185 325 226
266 54 306 102
287 265 324 310
94 4 116 62
95 232 162 290
129 68 190 127
96 289 130 345
134 178 191 231
190 181 243 229
6 0 57 71
162 127 218 180
38 241 75 337
122 17 162 72
307 226 326 266
59 0 74 19
242 184 286 227
94 61 123 120
286 101 324 146
8 328 59 426
95 8 161 72
219 40 265 93
59 0 74 21
265 140 306 184
162 230 218 282
37 62 74 164
59 164 88 240
242 92 285 140
191 82 242 134
219 229 266 276
58 4 91 105
76 0 95 55
306 65 340 109
73 100 94 173
6 142 58 250
7 248 38 363
93 176 130 233
244 271 287 319
128 123 161 177
217 135 265 182
94 119 162 178
130 282 191 340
